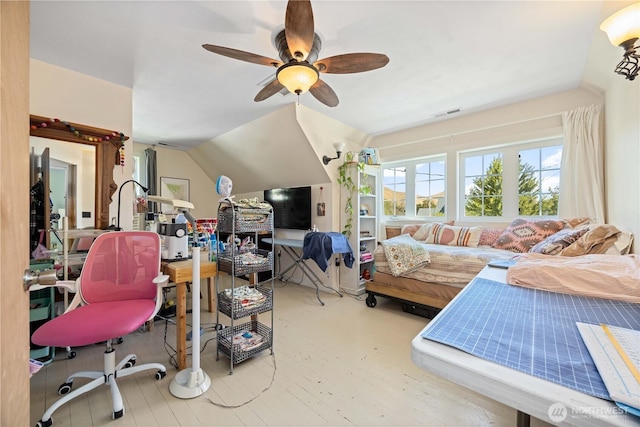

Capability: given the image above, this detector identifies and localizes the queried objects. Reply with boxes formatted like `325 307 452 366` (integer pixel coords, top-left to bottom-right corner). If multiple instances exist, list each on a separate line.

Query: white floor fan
168 206 211 398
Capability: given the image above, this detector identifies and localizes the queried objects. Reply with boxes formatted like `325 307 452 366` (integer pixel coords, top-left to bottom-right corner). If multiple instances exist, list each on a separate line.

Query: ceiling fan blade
254 79 284 102
314 53 390 74
309 79 339 107
203 44 282 67
285 0 314 61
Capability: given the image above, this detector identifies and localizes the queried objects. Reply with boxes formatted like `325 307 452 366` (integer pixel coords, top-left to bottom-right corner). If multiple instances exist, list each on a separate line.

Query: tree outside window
518 146 561 216
464 153 503 216
464 145 561 217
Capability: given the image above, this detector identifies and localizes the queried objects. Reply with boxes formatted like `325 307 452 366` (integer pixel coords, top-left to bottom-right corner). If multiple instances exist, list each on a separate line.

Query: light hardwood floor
30 278 551 427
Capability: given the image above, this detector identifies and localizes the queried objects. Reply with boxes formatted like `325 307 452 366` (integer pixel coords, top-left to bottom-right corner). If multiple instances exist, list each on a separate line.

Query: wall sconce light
600 2 640 81
276 62 319 95
323 142 346 165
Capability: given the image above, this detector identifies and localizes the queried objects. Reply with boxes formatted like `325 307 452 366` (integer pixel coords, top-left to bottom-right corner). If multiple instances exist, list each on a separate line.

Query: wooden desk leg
207 277 215 313
176 281 187 371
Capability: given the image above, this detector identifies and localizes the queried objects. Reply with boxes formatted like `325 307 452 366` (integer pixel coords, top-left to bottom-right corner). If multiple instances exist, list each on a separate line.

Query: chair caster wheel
58 381 73 395
366 293 377 308
36 418 52 427
123 356 137 368
67 350 76 359
115 337 124 344
155 370 166 380
113 408 124 419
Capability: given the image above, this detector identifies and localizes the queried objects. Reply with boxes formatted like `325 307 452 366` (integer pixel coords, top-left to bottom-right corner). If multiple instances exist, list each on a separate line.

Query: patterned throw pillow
402 221 455 241
401 224 424 238
492 218 568 253
380 234 430 276
529 227 588 255
478 228 504 246
425 223 483 247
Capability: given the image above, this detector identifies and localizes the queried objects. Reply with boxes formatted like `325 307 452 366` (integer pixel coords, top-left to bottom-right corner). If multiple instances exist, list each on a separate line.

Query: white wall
370 88 603 226
603 78 640 253
132 144 217 219
30 59 133 229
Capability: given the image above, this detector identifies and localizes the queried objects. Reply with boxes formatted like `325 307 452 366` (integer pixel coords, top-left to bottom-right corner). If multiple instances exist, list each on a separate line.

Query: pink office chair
32 231 169 427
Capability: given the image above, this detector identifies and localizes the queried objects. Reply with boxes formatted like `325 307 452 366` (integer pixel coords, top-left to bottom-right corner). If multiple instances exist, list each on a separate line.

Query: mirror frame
29 115 129 229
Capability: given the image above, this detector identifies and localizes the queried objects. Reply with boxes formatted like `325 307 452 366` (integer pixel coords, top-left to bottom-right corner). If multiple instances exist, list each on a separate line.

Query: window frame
383 154 447 221
457 137 563 222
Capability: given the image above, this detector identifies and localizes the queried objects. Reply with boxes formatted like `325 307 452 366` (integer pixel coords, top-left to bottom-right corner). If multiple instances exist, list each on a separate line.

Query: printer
157 222 188 261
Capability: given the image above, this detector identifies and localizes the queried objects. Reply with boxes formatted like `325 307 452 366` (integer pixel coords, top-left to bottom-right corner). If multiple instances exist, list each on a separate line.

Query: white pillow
607 231 634 255
411 223 433 241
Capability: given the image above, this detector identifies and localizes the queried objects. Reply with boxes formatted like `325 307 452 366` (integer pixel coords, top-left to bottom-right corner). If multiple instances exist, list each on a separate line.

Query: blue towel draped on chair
302 232 354 272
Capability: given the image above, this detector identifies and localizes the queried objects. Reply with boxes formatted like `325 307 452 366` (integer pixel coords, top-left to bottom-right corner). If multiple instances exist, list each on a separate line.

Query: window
518 146 561 216
383 155 446 219
464 152 503 217
383 166 406 216
132 155 144 197
459 139 562 220
416 160 445 217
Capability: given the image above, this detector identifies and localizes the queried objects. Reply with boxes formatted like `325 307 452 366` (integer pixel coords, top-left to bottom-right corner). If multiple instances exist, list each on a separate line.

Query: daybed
365 219 633 317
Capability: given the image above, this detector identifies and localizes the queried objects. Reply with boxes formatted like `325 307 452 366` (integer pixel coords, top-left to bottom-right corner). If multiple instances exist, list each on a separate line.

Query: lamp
276 62 319 95
146 195 195 211
600 2 640 81
323 142 346 165
116 179 148 231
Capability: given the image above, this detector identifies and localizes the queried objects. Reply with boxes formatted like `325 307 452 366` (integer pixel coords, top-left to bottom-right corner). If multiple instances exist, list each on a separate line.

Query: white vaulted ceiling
29 0 615 152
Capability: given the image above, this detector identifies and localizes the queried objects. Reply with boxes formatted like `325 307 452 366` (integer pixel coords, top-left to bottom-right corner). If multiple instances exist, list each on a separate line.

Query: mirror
31 137 95 232
29 115 128 229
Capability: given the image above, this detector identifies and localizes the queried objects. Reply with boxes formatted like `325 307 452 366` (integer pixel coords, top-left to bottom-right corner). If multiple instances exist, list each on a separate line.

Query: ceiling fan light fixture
276 62 319 94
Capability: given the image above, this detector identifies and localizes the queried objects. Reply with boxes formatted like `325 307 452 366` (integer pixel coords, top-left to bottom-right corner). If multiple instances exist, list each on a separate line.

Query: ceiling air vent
158 142 179 148
434 108 461 118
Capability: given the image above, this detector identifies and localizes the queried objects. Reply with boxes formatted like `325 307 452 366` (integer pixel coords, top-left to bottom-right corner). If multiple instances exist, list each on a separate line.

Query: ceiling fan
202 0 389 107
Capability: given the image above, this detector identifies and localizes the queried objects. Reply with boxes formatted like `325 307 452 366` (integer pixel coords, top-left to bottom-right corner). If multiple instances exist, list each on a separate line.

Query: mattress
374 243 514 287
370 271 461 304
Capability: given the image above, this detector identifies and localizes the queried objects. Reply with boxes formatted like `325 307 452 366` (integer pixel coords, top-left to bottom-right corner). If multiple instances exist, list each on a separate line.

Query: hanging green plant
337 161 372 237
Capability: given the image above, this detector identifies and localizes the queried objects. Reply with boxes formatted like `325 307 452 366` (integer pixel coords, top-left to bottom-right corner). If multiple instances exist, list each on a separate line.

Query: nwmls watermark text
548 403 629 423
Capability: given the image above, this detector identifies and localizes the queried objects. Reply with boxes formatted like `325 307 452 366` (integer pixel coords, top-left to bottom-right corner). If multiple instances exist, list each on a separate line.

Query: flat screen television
264 186 312 230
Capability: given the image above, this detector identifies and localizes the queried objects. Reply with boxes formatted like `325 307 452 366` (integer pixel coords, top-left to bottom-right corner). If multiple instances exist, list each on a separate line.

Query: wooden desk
161 259 217 370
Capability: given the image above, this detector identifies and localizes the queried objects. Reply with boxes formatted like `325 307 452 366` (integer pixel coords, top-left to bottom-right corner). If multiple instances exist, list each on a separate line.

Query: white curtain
558 104 605 224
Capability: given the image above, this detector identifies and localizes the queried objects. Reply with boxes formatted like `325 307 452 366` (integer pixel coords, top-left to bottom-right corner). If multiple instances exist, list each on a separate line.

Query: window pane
431 160 445 177
415 160 446 217
464 153 502 217
519 148 539 169
541 146 562 169
465 197 482 216
383 167 406 216
465 156 483 176
518 145 561 216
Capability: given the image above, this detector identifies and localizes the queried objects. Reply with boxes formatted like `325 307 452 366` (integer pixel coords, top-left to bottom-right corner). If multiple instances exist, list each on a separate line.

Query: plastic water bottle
209 234 217 262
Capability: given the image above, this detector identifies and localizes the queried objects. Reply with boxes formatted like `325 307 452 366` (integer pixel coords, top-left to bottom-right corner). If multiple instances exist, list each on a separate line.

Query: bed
365 220 634 318
366 238 513 315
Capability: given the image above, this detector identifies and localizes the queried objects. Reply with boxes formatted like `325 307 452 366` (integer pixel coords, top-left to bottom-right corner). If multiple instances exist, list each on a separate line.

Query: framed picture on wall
160 177 189 212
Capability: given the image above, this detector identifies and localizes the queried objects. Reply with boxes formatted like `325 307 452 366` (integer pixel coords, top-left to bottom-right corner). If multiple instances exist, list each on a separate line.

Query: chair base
36 340 166 427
